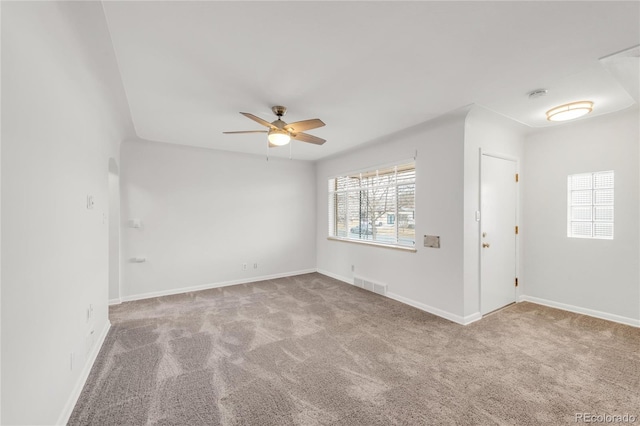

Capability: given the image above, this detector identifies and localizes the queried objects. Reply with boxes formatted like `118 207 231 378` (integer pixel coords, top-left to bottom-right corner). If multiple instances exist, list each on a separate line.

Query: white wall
522 107 639 324
0 3 3 418
120 140 317 299
463 106 526 317
316 110 469 322
1 2 132 424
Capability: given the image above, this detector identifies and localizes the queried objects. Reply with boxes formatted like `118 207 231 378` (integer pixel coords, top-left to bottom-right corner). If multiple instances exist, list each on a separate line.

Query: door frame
479 149 521 315
108 158 121 305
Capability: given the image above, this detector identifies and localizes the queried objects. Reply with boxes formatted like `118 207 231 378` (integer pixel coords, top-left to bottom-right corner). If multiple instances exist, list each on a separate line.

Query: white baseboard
316 270 479 326
519 295 639 328
121 269 317 303
316 269 353 285
108 298 121 306
56 320 111 425
386 292 474 325
462 312 483 325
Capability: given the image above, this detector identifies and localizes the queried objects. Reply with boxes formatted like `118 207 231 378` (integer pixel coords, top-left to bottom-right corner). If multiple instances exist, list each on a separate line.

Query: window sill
327 236 417 252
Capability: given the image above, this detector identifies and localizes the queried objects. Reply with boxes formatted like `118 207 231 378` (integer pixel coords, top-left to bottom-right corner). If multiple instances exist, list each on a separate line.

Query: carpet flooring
69 273 639 425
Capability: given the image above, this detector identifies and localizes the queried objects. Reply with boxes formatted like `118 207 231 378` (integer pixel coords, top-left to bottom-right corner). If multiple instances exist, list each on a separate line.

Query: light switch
424 235 440 248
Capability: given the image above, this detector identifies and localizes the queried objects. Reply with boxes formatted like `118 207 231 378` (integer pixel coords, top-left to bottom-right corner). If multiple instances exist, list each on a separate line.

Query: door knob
482 243 490 248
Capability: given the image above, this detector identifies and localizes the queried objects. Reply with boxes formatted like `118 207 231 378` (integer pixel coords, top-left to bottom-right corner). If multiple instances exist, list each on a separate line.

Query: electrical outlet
86 195 94 210
128 219 142 229
242 263 247 271
351 265 355 272
253 263 258 269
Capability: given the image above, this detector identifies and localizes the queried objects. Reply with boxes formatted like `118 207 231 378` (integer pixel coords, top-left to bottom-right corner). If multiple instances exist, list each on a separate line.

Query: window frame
567 170 614 240
328 160 416 252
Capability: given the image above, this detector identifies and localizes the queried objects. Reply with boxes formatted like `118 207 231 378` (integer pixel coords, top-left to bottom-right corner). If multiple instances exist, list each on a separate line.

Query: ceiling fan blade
240 112 275 129
284 118 325 133
292 132 326 145
223 130 268 134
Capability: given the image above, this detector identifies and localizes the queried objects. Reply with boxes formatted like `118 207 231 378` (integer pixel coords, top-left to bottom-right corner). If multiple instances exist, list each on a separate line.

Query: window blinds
568 171 614 239
329 162 416 247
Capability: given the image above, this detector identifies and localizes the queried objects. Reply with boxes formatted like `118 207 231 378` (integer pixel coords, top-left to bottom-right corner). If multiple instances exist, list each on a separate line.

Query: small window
328 162 415 248
567 171 614 239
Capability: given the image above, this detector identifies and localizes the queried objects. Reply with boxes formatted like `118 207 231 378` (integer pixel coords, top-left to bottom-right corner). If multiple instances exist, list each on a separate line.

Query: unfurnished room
1 1 639 425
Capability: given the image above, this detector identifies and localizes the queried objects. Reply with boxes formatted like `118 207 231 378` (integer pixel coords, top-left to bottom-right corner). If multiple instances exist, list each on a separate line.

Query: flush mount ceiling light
546 101 594 122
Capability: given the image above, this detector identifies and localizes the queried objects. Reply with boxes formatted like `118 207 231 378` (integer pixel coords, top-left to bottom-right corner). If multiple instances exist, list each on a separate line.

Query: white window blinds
567 171 614 239
328 162 415 248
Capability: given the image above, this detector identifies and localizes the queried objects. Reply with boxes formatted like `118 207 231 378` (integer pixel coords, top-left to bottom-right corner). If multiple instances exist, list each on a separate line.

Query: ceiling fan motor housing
271 119 287 129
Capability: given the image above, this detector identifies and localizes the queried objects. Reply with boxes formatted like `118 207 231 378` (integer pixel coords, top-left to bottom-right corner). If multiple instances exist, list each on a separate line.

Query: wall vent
353 276 387 296
373 283 387 296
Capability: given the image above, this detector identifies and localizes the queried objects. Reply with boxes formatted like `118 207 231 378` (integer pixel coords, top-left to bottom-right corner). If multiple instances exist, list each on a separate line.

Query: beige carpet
69 273 639 425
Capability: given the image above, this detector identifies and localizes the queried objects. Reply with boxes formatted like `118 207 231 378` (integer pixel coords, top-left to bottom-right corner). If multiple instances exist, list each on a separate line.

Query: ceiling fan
223 106 326 147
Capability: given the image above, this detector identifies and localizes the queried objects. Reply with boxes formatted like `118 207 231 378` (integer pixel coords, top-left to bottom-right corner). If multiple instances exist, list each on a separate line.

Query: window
567 171 614 239
328 161 415 248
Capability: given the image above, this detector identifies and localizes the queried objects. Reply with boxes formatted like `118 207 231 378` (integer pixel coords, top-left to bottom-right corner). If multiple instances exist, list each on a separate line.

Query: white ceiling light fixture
546 101 594 121
267 128 291 146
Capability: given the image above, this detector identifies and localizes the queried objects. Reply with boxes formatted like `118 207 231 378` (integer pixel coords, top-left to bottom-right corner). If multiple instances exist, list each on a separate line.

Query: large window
328 162 415 248
567 171 614 239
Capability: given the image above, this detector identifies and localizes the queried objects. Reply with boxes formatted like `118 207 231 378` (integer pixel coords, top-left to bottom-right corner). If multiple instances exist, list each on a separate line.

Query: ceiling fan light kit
546 101 594 122
223 105 326 148
268 129 291 146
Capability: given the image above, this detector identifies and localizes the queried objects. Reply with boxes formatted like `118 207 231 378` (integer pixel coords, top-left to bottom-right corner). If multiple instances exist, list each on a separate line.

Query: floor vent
353 276 387 296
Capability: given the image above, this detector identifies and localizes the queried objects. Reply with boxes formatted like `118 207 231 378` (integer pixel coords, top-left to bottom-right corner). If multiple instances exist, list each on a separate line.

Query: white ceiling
102 1 640 161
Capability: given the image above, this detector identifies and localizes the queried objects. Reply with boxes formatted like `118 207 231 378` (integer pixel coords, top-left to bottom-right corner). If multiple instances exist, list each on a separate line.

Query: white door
480 154 517 315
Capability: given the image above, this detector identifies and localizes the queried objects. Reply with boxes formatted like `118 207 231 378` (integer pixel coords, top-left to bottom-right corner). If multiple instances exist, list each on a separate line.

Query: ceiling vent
528 89 548 99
